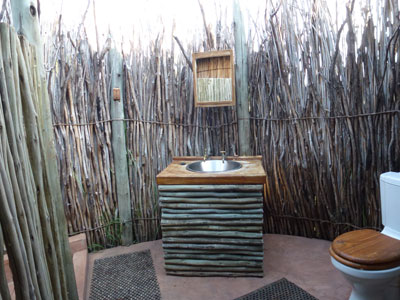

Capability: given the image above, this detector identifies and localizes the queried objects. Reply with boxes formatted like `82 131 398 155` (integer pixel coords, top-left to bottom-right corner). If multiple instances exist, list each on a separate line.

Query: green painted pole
233 0 251 155
109 48 133 245
11 1 79 299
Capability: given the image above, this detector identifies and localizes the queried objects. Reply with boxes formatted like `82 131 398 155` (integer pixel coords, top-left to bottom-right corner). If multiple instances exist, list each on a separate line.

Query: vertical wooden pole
11 1 78 299
10 0 42 51
233 0 251 155
109 48 133 245
0 226 11 300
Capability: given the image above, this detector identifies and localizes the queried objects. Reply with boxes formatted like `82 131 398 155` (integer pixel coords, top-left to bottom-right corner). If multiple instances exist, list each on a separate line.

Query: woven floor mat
234 278 318 300
89 249 161 300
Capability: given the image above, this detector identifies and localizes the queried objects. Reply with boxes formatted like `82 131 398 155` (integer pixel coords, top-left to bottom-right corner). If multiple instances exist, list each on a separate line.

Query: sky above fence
40 0 261 49
38 0 356 48
38 0 384 54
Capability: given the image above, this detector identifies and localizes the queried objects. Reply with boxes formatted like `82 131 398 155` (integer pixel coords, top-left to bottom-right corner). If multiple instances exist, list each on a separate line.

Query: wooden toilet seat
330 229 400 270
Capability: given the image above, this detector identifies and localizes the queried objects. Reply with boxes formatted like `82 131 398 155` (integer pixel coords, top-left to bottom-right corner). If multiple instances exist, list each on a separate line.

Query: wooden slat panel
162 243 263 252
161 225 262 232
160 192 262 198
163 249 263 256
162 213 263 220
164 253 264 261
164 265 262 272
162 208 263 215
160 202 263 209
161 219 263 226
163 230 262 239
163 237 263 245
166 271 263 277
164 259 262 268
159 197 263 204
160 183 264 277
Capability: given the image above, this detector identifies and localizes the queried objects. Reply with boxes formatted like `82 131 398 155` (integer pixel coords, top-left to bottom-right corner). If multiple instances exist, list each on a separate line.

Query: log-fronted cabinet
156 157 266 277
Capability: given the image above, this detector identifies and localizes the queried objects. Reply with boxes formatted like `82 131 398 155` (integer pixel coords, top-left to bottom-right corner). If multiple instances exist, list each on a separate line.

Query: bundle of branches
45 0 400 247
249 0 400 239
47 11 237 247
0 23 77 300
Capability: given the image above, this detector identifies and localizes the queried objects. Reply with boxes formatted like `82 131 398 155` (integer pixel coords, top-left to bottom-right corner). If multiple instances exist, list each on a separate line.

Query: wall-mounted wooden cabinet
192 50 235 107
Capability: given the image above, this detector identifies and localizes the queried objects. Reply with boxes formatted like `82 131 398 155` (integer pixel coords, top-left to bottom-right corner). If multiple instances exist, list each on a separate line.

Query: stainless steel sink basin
186 160 242 173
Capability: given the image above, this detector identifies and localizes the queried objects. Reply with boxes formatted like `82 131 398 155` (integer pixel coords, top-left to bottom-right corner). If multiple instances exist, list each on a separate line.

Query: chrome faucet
220 151 226 163
203 148 208 162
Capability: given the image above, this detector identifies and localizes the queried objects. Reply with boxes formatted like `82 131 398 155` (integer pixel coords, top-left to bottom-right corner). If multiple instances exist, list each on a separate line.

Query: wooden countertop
156 156 266 185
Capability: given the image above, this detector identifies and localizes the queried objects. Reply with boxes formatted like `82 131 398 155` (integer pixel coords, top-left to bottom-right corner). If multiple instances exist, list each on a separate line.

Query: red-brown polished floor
86 234 351 300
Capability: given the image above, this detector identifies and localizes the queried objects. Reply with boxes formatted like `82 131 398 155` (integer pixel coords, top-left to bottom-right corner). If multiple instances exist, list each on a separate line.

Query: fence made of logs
44 0 400 250
0 19 78 300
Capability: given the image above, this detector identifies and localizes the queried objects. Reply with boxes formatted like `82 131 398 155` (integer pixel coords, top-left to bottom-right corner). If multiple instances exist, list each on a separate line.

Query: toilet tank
380 172 400 240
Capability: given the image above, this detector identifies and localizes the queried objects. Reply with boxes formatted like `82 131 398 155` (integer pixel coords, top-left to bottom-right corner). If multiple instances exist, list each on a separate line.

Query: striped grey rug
234 278 318 300
89 250 161 300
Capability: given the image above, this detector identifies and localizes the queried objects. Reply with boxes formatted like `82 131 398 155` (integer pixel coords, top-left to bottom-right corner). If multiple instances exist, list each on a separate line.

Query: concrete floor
86 234 351 300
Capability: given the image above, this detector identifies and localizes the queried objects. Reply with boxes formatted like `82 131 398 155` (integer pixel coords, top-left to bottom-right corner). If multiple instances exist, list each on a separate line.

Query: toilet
329 172 400 300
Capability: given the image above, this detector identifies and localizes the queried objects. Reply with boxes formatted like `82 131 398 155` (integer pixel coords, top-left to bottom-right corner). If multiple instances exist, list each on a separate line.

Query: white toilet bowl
331 256 400 300
330 173 400 300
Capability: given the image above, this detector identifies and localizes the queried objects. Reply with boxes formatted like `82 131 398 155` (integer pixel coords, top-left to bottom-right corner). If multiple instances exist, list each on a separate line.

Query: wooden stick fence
44 0 400 248
1 0 397 297
249 0 400 239
46 24 238 248
0 21 77 299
